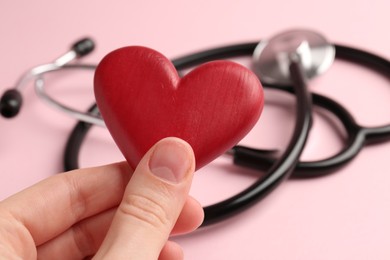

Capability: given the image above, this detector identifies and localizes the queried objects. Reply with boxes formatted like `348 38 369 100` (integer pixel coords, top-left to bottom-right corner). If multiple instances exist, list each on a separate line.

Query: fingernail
149 139 192 183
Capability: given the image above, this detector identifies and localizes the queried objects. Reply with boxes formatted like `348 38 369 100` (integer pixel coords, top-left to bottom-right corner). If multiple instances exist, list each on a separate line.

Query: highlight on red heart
94 46 264 170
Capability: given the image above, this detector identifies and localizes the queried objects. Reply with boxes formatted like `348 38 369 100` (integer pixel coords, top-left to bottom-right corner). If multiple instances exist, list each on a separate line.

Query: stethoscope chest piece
252 29 335 85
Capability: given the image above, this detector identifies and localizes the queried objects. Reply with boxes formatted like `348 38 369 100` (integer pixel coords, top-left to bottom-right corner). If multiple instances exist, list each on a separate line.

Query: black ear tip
0 89 23 118
72 37 95 57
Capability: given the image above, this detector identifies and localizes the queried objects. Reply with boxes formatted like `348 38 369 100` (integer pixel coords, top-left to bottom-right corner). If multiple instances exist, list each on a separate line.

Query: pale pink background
1 0 389 259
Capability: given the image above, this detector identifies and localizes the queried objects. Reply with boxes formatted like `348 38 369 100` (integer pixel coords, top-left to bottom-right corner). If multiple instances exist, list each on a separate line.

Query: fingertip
159 241 184 260
188 195 205 228
148 137 196 184
171 196 204 235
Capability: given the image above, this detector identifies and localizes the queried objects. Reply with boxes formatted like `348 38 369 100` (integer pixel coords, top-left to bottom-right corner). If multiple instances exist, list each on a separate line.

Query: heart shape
94 46 264 170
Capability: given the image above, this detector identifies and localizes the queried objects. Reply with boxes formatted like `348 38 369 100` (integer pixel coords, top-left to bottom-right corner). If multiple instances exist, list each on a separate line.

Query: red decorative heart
94 46 264 170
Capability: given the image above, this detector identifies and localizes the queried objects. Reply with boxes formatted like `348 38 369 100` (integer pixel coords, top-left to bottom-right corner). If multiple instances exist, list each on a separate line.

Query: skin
0 137 204 260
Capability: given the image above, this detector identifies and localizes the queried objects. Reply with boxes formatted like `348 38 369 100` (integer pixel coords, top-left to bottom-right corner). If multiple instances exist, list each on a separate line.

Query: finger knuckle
63 173 88 222
72 222 95 257
119 193 169 229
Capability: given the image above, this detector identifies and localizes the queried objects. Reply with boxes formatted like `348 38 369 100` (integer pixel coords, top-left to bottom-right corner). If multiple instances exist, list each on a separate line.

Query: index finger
0 162 132 246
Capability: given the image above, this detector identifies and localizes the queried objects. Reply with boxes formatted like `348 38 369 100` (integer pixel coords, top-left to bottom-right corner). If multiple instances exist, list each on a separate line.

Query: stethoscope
1 29 389 227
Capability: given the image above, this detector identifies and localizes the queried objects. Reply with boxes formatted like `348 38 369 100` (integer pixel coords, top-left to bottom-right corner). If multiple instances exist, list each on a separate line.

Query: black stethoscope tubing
64 41 389 226
231 44 390 178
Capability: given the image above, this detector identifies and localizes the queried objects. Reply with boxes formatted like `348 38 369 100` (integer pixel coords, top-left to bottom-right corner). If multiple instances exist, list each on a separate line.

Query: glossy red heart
94 46 264 170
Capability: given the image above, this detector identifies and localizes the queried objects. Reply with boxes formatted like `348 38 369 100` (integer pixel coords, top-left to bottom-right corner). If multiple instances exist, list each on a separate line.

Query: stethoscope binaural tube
64 41 314 226
0 38 95 119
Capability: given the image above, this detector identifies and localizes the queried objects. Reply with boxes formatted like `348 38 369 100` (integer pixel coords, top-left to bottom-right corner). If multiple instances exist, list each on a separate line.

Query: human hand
0 137 204 259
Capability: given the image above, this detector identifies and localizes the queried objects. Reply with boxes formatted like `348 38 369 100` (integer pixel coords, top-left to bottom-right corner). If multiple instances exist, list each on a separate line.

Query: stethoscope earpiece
0 89 22 118
71 38 95 57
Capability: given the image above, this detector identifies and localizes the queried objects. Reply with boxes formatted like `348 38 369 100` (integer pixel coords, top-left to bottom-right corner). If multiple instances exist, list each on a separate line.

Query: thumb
93 137 195 259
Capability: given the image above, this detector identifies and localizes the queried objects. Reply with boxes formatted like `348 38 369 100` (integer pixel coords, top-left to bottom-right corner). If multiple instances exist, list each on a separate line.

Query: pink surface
0 1 389 259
